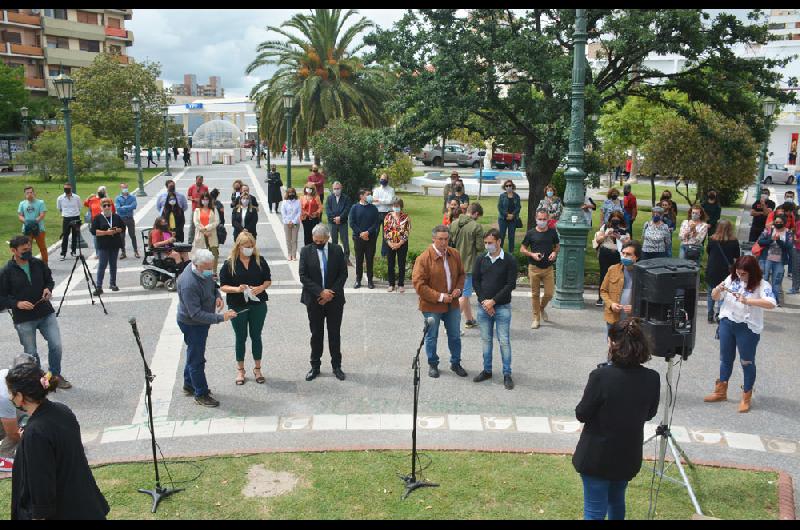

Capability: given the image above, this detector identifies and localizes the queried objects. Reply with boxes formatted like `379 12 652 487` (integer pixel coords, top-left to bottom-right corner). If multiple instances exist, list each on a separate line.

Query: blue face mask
621 257 634 267
365 195 373 204
392 207 401 213
546 191 554 198
201 269 213 278
652 215 662 223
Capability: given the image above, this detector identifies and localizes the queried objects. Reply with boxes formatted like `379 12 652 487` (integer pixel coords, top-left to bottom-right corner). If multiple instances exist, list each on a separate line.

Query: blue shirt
349 203 380 238
115 193 138 219
18 199 47 232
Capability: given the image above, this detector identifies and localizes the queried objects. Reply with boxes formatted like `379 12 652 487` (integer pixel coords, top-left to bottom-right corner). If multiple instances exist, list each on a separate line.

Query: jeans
422 308 462 367
14 313 63 376
759 259 785 305
329 222 350 260
60 216 81 256
386 243 408 287
581 474 628 520
177 321 210 397
462 273 474 298
476 303 512 375
96 247 118 288
497 217 517 253
119 216 138 253
718 317 759 392
528 265 554 319
230 303 268 362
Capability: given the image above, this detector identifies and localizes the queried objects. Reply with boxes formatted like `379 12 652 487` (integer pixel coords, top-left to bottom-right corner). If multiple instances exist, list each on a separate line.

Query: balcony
45 46 98 68
25 77 45 89
106 9 133 20
104 26 127 38
42 16 105 41
5 11 41 26
10 43 44 57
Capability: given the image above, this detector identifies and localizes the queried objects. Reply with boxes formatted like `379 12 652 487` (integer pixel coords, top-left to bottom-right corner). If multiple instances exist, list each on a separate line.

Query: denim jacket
115 193 138 219
497 192 521 221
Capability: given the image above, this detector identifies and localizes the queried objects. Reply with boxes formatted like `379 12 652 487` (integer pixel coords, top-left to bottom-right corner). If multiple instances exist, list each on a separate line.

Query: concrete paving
2 159 798 515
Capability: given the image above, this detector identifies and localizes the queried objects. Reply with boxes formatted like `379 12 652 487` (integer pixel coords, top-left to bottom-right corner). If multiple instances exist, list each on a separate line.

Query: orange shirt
300 196 321 220
199 208 210 226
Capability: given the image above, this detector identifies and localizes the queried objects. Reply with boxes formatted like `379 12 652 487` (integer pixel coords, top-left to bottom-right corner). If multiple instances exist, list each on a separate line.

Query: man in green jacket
450 202 485 329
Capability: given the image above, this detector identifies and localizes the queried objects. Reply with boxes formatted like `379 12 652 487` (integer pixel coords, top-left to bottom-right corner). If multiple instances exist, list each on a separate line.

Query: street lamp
756 97 777 202
132 96 145 196
255 106 262 169
52 73 76 193
162 105 171 177
553 9 590 310
20 106 29 151
283 91 294 188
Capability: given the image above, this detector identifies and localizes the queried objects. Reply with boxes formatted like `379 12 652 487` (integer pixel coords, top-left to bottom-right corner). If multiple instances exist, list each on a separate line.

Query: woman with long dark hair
704 219 740 322
593 211 630 306
572 317 660 520
161 190 186 243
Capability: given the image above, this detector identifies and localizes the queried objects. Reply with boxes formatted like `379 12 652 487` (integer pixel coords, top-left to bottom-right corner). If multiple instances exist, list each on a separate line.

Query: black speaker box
631 258 699 359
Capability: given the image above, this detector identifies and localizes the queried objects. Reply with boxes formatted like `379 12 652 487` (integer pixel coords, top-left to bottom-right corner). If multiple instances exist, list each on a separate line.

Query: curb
70 443 795 520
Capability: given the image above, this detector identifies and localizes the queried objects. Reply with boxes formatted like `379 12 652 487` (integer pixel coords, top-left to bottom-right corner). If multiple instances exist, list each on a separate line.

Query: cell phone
236 308 250 315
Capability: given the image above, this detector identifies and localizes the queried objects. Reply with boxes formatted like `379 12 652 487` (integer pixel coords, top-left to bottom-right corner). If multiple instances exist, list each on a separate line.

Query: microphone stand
129 318 182 513
399 317 439 499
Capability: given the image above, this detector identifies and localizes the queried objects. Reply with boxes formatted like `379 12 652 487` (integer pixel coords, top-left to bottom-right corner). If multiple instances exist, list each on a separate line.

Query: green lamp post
283 91 294 189
755 97 777 202
255 106 262 169
20 106 29 151
53 73 76 193
132 96 145 196
552 8 591 310
162 104 171 177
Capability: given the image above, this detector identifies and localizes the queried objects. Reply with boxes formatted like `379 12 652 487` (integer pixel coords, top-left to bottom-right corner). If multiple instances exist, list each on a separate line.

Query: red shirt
623 193 637 216
187 183 208 210
625 159 632 172
307 171 325 198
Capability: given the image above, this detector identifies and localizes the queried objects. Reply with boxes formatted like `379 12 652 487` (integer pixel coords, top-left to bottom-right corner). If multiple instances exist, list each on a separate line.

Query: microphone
129 317 138 334
423 316 435 333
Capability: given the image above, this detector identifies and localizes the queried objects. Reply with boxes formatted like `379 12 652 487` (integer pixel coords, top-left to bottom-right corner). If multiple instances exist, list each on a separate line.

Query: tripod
399 316 439 499
130 318 182 513
56 223 107 316
643 356 702 517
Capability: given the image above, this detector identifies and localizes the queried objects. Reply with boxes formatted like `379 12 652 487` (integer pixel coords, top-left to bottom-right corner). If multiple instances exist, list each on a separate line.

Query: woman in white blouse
704 255 777 413
280 187 301 260
678 204 709 262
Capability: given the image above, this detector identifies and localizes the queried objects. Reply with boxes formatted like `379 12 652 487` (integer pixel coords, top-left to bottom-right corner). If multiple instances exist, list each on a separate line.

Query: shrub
375 151 415 188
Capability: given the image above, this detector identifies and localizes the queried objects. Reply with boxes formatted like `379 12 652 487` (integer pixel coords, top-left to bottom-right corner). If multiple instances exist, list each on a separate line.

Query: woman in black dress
6 361 109 520
266 164 283 213
704 219 741 322
161 190 186 242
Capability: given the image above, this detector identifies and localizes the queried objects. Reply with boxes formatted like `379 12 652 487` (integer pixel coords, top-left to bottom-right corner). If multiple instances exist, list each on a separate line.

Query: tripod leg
81 255 108 314
668 436 703 515
56 255 81 316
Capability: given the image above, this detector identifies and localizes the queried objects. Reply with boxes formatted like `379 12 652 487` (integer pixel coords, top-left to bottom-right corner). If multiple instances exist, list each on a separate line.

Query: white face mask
201 200 209 207
241 198 250 206
241 247 254 257
333 189 341 196
485 243 497 253
536 220 548 229
691 212 700 220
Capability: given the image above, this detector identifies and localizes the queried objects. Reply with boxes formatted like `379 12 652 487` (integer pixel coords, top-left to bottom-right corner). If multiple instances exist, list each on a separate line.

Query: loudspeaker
631 258 699 359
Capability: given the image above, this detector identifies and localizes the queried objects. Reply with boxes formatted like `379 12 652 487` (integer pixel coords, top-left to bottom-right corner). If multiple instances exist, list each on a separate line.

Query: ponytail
608 317 652 367
5 362 58 403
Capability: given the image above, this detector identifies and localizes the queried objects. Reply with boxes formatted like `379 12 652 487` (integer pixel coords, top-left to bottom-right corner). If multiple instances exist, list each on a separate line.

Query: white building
167 96 255 138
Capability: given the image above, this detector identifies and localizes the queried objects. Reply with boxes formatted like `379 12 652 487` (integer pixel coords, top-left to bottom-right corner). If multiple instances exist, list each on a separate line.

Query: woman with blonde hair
219 231 272 385
193 191 220 274
300 181 322 246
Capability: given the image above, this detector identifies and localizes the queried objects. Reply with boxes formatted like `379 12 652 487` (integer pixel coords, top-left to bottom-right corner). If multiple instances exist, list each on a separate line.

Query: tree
70 53 172 157
309 117 384 198
247 9 389 163
0 63 29 133
370 9 793 229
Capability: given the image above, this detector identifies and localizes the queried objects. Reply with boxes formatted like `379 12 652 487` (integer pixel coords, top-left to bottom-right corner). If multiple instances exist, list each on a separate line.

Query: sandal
253 367 266 384
235 367 246 385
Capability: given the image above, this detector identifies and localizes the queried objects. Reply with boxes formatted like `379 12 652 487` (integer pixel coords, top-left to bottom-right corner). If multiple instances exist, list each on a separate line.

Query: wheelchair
139 228 192 291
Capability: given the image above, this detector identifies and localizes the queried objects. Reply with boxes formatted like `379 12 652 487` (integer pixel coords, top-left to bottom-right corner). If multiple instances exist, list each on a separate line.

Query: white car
762 164 795 184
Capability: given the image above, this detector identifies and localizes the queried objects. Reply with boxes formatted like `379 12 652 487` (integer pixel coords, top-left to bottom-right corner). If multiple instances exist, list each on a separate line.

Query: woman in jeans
704 220 740 322
383 198 411 293
192 191 220 274
280 187 301 260
497 179 522 253
705 255 777 412
90 198 123 295
592 211 630 306
757 214 793 306
300 182 322 246
678 204 709 262
573 317 660 520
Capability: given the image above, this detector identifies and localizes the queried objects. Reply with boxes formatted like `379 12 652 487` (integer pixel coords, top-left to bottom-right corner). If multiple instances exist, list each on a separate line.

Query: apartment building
0 8 134 98
172 74 224 98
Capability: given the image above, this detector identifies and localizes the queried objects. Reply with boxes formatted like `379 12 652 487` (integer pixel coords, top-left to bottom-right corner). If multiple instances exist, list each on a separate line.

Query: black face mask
774 223 785 229
159 224 168 230
20 250 33 261
168 185 176 192
64 188 71 194
314 242 326 250
610 218 621 227
288 194 297 200
610 194 619 200
97 192 106 198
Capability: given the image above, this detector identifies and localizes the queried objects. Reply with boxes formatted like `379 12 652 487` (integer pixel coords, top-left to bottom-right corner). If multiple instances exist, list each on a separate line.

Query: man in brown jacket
600 240 641 333
412 224 468 379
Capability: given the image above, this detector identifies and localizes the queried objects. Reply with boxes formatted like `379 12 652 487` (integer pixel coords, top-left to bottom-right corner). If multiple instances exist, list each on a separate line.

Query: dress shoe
450 363 468 377
368 281 375 289
110 285 120 292
305 368 321 381
595 299 604 307
428 365 440 378
59 254 66 261
183 384 195 396
353 281 362 289
504 375 514 390
93 288 104 296
119 253 127 260
473 370 492 383
333 367 346 381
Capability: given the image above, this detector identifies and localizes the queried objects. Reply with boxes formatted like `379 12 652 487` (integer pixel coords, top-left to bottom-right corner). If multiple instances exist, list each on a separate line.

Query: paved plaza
2 160 799 514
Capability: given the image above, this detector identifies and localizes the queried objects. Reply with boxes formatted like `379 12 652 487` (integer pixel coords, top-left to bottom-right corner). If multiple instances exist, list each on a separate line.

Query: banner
789 133 798 165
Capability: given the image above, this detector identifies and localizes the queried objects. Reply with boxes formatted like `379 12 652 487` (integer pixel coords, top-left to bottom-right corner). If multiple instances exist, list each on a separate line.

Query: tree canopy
0 63 31 133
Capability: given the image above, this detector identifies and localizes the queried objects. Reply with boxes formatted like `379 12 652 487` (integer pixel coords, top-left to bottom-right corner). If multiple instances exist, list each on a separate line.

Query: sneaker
182 384 194 396
428 365 440 378
54 375 72 389
503 375 515 390
540 309 549 322
595 299 604 307
93 288 103 296
450 363 468 377
464 319 478 329
0 457 13 472
110 285 120 292
788 288 799 295
194 393 219 407
531 318 540 329
473 370 492 383
60 254 67 261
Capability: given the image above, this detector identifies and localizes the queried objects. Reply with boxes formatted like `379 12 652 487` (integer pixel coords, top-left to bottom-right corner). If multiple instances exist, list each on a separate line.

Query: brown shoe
703 379 727 402
738 388 753 413
54 375 72 389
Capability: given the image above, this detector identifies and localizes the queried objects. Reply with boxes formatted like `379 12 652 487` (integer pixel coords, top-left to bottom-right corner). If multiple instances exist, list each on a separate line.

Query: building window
108 17 121 29
76 11 98 25
108 44 122 55
2 31 23 45
45 9 68 20
48 65 71 77
46 36 69 49
769 23 787 30
78 39 100 52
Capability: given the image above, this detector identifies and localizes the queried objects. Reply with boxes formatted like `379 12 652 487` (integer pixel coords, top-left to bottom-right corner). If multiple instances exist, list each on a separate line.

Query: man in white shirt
372 173 396 237
56 182 82 260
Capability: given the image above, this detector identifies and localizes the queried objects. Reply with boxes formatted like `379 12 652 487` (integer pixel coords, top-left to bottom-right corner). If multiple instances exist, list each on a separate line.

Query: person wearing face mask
450 202 485 330
299 182 322 246
232 190 259 242
372 173 396 238
659 190 678 221
177 249 238 407
748 188 775 243
446 181 470 210
756 214 794 306
640 206 673 261
161 189 187 243
56 183 82 261
0 236 71 390
90 198 124 295
219 232 272 386
601 187 625 225
193 191 220 275
187 175 209 243
521 209 560 329
537 184 563 225
442 171 461 213
593 212 630 307
156 179 189 213
325 181 352 265
230 179 244 209
471 228 518 390
307 165 326 201
707 256 777 412
266 164 283 213
349 189 380 289
600 241 640 332
701 189 722 240
149 216 188 264
497 179 522 253
621 184 637 237
114 182 140 260
383 198 411 293
83 186 109 259
765 202 796 231
678 205 709 262
280 187 302 260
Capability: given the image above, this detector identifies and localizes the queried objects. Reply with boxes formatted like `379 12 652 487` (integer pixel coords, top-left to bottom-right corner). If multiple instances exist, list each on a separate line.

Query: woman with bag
593 211 630 306
193 191 220 275
497 179 522 253
678 205 709 262
756 214 794 306
704 220 740 322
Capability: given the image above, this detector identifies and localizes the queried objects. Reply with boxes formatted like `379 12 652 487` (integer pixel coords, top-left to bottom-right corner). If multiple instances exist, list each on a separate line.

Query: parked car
492 149 523 170
416 144 466 166
242 139 256 149
762 163 795 184
457 149 487 168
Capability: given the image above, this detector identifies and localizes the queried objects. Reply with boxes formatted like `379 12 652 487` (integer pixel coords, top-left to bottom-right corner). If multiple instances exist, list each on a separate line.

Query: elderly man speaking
177 249 237 407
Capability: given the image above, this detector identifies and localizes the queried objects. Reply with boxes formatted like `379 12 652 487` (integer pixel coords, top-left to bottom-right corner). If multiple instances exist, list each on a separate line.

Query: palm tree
246 9 389 162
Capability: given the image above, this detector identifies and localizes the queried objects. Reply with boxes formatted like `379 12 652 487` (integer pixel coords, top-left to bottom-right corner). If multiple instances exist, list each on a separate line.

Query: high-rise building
172 74 224 98
0 9 134 98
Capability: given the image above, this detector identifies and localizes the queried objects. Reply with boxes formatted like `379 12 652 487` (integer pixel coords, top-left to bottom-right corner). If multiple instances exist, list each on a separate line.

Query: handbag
684 244 702 261
515 217 523 229
751 241 763 257
217 224 227 245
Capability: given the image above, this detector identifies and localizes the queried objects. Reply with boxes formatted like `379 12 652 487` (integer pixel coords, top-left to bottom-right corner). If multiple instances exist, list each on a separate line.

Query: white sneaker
0 457 13 472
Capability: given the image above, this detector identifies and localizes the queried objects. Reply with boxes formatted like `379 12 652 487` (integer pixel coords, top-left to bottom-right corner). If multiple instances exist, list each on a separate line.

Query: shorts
462 273 473 298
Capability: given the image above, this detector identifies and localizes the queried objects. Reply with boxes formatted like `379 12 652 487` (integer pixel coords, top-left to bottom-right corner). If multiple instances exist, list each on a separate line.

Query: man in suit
299 223 348 381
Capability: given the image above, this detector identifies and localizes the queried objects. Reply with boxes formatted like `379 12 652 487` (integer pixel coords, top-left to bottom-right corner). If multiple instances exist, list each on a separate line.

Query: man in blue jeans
471 229 518 389
176 249 236 407
0 236 71 389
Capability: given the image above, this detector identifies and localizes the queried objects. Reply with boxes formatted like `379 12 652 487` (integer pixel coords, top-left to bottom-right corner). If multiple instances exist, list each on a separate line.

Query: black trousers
60 216 81 256
302 217 320 246
307 301 343 369
597 246 620 300
353 235 377 282
386 243 408 287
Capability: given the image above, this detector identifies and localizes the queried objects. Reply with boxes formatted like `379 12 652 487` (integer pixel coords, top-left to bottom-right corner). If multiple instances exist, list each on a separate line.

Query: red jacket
187 183 209 211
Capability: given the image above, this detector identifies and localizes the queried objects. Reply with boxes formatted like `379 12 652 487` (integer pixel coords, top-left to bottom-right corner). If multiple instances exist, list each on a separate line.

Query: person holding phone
520 208 560 329
90 198 124 295
600 241 641 334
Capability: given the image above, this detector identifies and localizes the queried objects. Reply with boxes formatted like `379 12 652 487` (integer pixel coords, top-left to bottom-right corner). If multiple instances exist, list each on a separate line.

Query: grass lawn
0 169 162 249
0 450 778 519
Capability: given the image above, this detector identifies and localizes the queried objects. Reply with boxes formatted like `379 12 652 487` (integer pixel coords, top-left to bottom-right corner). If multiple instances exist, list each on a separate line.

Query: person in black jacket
0 235 71 389
299 224 348 382
325 181 352 264
266 164 283 213
90 198 124 295
705 219 740 322
232 190 259 241
471 228 518 390
6 361 108 520
572 317 660 520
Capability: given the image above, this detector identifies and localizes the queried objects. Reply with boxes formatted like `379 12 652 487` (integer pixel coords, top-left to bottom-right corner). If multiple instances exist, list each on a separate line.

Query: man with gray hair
325 181 352 265
299 223 348 381
177 249 237 407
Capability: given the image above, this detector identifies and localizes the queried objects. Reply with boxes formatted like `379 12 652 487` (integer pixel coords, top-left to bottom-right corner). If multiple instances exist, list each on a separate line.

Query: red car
492 149 522 170
243 139 256 149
